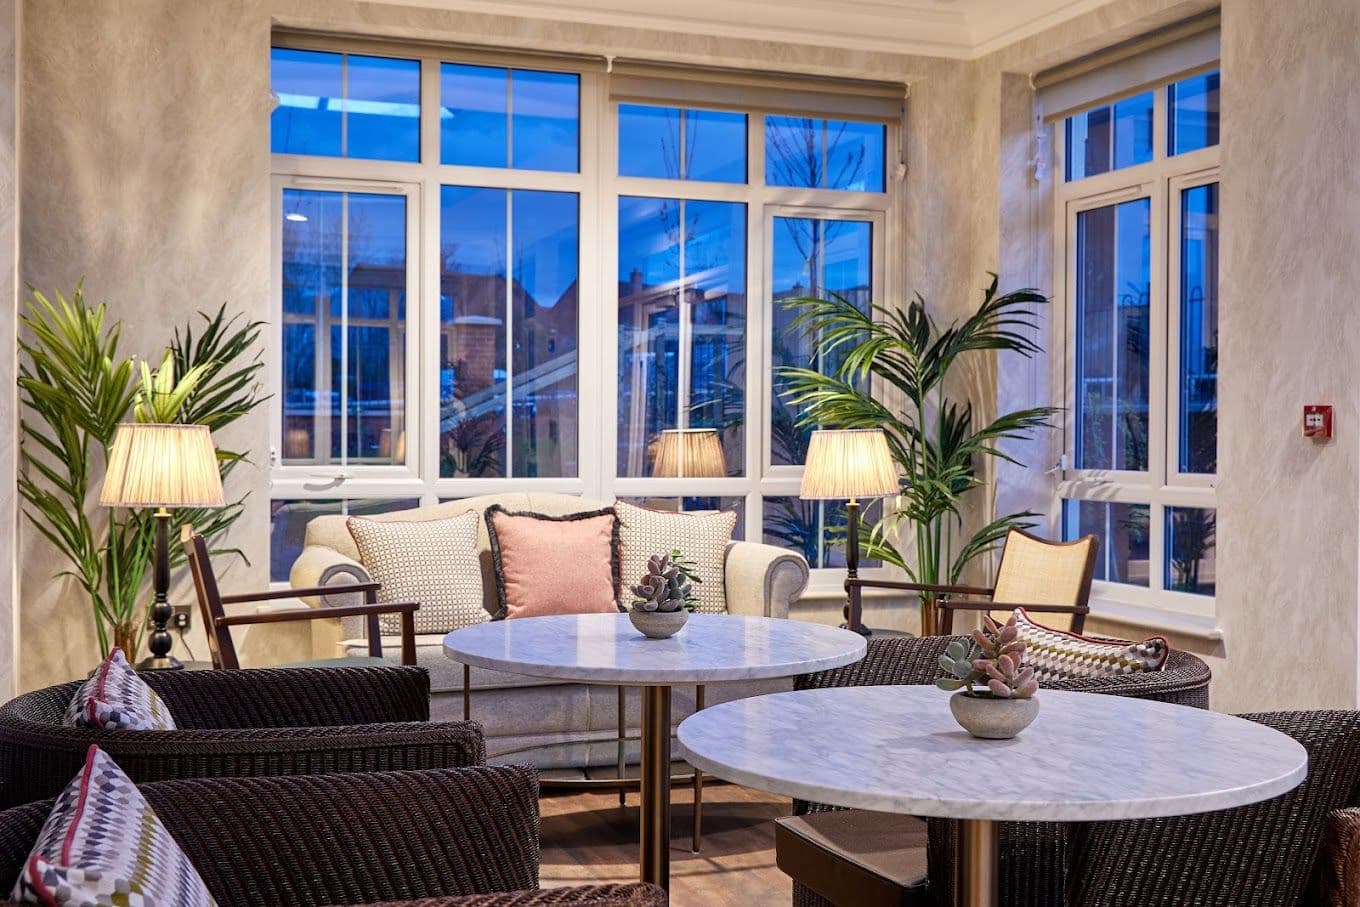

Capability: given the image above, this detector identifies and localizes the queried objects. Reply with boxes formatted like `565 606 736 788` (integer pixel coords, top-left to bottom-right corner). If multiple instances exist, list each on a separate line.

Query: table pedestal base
640 684 672 890
956 818 998 907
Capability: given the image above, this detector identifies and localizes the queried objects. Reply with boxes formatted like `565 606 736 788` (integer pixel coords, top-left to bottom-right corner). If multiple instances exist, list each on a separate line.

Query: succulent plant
630 551 700 613
936 613 1038 699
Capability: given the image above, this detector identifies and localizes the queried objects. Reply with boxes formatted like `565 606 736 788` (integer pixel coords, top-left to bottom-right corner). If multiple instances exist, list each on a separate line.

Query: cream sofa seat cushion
306 492 610 621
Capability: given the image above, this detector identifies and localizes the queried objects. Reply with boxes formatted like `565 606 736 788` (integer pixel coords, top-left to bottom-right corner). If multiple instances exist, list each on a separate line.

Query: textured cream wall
0 0 18 700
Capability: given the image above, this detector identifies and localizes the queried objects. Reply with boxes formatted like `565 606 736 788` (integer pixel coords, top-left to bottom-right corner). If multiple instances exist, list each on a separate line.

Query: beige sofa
289 492 811 768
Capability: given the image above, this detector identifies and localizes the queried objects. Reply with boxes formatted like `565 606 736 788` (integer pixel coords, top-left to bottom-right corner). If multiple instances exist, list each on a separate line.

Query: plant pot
628 608 689 639
949 690 1039 739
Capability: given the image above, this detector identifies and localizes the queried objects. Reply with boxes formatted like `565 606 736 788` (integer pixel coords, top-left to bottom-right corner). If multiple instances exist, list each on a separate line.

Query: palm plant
18 287 265 658
777 275 1058 623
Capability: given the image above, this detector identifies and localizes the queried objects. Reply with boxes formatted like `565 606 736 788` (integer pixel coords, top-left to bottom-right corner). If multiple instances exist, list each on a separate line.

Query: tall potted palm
777 275 1058 631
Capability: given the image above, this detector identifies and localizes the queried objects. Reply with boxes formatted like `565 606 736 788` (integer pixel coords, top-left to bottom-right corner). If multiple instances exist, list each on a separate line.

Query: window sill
1087 596 1224 642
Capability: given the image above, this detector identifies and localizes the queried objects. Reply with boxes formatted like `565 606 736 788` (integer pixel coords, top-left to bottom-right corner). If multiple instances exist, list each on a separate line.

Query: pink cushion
485 506 621 619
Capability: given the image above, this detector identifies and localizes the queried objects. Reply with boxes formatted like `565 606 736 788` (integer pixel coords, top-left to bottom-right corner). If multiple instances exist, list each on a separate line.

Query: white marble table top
677 685 1308 822
443 613 866 686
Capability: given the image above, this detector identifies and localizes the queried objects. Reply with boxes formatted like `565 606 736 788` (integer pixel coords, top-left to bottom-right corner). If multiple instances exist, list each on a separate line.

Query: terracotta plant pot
949 690 1039 739
628 608 689 639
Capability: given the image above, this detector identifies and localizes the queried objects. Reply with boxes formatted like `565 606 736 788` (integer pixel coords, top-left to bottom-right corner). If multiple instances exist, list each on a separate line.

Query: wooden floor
539 782 792 906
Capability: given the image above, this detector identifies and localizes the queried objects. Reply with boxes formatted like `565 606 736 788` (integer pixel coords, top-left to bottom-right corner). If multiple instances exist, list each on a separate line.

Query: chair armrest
796 635 957 691
1315 807 1360 907
724 541 809 619
354 885 669 906
847 578 995 597
143 665 433 726
221 582 379 604
215 600 416 626
938 600 1086 615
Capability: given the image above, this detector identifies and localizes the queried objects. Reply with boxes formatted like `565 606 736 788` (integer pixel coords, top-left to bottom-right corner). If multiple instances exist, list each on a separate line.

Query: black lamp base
138 654 184 671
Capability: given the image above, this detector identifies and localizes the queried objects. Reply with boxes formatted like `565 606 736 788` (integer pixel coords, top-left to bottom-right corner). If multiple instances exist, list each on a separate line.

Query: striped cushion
63 648 176 731
12 745 216 906
1014 608 1169 683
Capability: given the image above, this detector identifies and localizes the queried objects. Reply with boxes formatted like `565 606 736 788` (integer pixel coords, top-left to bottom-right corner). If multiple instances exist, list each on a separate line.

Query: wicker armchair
0 765 666 906
0 665 485 808
777 635 1213 907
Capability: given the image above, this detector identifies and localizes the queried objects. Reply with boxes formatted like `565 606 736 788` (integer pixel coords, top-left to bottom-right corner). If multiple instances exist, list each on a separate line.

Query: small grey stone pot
628 608 690 639
949 690 1040 739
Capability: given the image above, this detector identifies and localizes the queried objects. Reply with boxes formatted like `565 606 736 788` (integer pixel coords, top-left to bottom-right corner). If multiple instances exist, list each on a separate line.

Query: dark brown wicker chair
0 765 666 906
0 664 485 808
776 635 1213 907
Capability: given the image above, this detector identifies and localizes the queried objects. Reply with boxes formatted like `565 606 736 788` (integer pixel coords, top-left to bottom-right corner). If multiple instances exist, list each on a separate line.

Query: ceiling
366 0 1115 58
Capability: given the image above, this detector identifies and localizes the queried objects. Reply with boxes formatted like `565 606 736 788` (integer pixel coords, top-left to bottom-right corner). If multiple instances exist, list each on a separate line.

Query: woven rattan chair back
989 527 1098 632
182 527 237 669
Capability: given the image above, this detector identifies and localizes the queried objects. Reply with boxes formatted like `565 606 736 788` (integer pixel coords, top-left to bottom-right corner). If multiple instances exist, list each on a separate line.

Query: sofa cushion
347 512 486 634
63 648 176 732
616 501 735 615
775 810 929 907
485 505 622 619
343 636 565 694
12 745 216 906
1015 607 1169 682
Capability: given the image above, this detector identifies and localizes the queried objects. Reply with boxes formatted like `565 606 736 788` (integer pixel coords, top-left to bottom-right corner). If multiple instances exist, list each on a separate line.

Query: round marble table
443 613 866 890
677 685 1308 907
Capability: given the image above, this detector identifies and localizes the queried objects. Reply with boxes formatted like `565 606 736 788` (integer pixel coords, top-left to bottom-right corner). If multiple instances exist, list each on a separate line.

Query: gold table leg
956 818 999 907
640 684 672 890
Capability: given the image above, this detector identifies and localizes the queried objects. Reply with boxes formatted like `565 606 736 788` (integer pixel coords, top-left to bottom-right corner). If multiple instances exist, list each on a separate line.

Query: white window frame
1052 67 1220 619
268 35 906 591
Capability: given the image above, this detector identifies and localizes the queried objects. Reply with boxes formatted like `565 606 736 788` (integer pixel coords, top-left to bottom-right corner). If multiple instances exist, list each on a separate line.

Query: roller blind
1035 11 1219 122
610 64 906 121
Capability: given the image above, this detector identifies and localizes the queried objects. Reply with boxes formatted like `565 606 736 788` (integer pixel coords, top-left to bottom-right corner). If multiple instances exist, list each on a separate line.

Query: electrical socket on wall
171 605 192 631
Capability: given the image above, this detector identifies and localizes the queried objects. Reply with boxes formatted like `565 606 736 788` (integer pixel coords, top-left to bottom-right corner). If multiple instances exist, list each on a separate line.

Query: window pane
511 70 580 172
1074 197 1150 471
770 217 872 466
762 497 881 569
618 497 746 539
510 190 579 476
1062 499 1150 587
440 186 507 476
345 55 420 161
271 49 419 162
618 198 746 477
619 105 746 183
765 117 885 191
281 189 407 466
1169 70 1220 155
440 65 580 172
1064 91 1153 181
440 186 579 478
1178 183 1219 474
1165 506 1216 596
270 498 420 582
272 48 342 156
441 64 508 168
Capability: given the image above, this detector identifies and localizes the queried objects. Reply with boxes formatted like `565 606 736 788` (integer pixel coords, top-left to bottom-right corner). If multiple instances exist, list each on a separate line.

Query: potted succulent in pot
937 613 1040 739
628 550 701 639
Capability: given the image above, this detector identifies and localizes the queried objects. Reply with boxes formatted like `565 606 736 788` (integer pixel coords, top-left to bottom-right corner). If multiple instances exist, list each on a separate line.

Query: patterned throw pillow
12 745 216 906
63 648 176 732
485 505 622 619
347 512 486 634
1014 608 1169 683
615 501 736 615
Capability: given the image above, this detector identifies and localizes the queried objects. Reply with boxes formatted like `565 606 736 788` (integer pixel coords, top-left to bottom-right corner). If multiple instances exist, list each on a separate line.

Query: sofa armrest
291 544 374 643
724 541 809 619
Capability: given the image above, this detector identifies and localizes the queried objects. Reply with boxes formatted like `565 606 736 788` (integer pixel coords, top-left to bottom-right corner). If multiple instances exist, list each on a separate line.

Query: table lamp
799 429 899 636
100 423 225 670
652 428 727 479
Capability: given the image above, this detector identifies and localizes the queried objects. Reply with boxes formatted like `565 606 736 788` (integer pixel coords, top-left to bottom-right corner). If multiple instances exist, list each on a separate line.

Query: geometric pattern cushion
615 501 736 615
485 506 622 620
12 745 216 906
1013 607 1170 683
346 512 486 635
62 648 176 732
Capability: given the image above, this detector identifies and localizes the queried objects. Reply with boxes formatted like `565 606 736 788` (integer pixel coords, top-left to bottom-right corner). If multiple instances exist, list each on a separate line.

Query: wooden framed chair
182 527 418 669
847 527 1099 635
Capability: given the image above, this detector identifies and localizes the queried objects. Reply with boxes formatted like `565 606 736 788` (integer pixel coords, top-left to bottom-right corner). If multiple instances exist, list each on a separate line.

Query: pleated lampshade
799 429 899 501
100 423 225 508
652 428 727 478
